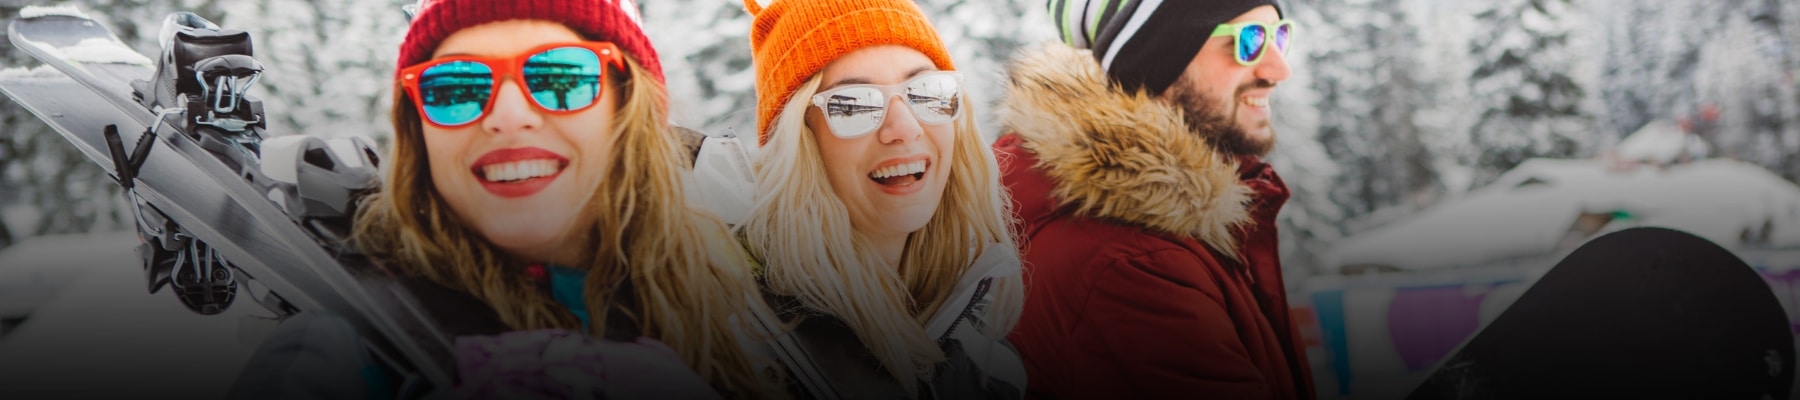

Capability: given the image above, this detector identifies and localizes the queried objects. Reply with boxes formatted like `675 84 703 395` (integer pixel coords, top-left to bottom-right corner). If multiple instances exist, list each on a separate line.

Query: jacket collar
923 241 1016 340
997 43 1255 257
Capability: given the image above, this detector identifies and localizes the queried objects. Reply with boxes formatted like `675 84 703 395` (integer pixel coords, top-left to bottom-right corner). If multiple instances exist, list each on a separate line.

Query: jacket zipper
936 277 993 345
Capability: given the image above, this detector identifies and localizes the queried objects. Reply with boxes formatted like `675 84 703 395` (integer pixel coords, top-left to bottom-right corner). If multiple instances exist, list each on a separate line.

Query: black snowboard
1409 227 1795 399
0 9 461 391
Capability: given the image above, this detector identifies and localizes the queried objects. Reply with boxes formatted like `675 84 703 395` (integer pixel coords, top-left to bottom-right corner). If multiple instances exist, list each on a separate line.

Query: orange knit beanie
744 0 955 146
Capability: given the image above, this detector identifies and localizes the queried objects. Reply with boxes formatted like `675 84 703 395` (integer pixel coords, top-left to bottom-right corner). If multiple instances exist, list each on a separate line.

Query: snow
1613 119 1706 165
13 36 154 66
1331 158 1800 271
60 37 155 66
18 5 90 19
16 7 151 65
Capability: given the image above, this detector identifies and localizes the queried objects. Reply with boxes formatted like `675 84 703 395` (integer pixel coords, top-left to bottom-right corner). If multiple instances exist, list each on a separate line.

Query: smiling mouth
478 159 566 183
868 160 927 187
1243 96 1270 109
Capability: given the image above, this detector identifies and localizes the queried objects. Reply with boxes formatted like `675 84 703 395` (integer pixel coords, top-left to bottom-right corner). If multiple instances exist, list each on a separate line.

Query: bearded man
996 0 1314 398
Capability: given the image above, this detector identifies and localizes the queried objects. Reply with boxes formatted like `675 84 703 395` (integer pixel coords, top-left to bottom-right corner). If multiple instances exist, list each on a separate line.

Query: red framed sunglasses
398 41 625 128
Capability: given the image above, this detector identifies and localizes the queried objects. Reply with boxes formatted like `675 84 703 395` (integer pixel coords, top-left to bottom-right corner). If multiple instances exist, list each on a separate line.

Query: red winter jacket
993 44 1314 400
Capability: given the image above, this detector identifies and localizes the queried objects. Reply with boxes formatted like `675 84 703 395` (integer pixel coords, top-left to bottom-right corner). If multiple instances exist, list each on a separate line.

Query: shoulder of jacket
687 133 757 227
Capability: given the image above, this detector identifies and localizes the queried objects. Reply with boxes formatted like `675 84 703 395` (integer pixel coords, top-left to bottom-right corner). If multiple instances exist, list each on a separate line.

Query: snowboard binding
106 12 375 317
125 184 239 315
259 134 382 248
138 13 380 252
103 12 263 316
5 6 472 390
102 119 242 315
131 11 267 171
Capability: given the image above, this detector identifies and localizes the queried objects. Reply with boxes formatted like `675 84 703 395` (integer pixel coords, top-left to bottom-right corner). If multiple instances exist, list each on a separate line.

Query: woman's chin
478 221 577 261
872 207 937 239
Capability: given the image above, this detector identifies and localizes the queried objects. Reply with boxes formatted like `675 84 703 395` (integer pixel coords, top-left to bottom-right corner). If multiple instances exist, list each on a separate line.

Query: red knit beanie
397 0 663 83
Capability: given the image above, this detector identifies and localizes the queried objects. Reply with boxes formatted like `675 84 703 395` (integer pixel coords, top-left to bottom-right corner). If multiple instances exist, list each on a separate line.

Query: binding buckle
193 54 263 132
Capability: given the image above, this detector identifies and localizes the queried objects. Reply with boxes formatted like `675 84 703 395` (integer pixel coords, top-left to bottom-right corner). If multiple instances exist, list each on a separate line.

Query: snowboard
0 7 460 393
1408 227 1795 399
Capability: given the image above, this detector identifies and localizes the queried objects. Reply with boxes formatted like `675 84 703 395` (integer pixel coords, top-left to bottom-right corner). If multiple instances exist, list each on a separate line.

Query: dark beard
1165 78 1276 157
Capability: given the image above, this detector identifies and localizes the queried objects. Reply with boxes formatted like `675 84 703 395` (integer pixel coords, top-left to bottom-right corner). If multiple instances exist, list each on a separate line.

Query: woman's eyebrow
822 65 936 89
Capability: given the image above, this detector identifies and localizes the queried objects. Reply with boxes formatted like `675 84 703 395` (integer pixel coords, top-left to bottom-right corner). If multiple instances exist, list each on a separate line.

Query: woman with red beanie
228 0 777 398
730 0 1027 398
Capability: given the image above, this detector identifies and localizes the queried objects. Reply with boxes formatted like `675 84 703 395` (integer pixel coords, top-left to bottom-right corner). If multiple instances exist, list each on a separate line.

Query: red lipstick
470 147 569 198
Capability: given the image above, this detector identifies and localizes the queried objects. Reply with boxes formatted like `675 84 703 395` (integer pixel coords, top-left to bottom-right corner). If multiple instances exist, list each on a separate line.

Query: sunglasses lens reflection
822 87 887 138
820 73 963 138
419 61 494 126
1274 23 1292 54
524 47 604 112
905 73 960 125
1239 24 1267 64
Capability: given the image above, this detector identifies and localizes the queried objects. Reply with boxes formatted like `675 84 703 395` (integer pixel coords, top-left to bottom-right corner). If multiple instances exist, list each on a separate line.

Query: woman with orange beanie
732 0 1028 398
228 0 777 398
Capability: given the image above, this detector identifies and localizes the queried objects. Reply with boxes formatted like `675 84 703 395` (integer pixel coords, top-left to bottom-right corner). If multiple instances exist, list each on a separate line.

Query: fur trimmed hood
996 43 1253 255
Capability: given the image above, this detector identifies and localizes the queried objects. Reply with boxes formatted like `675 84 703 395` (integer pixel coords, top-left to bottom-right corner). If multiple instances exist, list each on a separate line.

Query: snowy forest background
1 0 1797 280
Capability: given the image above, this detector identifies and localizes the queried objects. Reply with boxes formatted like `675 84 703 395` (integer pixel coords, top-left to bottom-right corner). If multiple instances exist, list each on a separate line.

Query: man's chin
1243 136 1277 157
1226 122 1277 157
1168 84 1278 157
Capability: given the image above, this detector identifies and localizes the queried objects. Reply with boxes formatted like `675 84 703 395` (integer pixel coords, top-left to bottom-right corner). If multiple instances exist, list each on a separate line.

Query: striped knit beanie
1050 0 1280 95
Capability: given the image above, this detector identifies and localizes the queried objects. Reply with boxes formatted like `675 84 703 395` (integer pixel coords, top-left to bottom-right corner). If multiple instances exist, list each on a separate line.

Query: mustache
1237 78 1278 94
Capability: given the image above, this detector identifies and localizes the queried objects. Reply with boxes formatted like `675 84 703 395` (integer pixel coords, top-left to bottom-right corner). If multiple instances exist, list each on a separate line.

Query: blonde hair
354 57 776 398
741 73 1025 394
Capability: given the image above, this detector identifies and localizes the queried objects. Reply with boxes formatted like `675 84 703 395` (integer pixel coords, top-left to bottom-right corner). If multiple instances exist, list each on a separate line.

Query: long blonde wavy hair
354 56 776 397
741 73 1026 393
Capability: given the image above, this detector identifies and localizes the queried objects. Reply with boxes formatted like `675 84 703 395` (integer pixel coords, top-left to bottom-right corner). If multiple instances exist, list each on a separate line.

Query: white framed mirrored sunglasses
810 71 963 139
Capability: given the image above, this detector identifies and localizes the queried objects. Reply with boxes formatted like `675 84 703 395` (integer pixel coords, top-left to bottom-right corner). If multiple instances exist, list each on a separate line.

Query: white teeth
482 159 560 182
1246 97 1270 108
869 161 926 179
